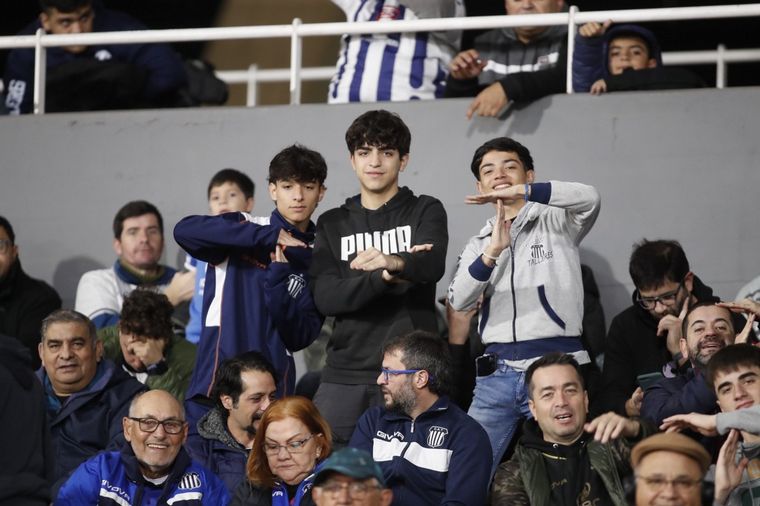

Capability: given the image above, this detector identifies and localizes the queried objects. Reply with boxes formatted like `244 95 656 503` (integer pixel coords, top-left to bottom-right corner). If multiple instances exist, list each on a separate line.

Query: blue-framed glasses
380 368 435 383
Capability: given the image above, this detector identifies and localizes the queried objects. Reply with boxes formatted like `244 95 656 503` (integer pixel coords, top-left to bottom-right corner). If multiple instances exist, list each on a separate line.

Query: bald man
57 390 228 504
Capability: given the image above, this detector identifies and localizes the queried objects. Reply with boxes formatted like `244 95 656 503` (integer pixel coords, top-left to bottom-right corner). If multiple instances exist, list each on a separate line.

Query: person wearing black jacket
593 239 748 418
309 110 448 445
0 216 61 370
444 0 567 119
0 335 53 506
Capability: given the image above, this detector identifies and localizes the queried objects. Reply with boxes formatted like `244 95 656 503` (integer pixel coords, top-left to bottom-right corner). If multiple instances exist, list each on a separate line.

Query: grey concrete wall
1 87 758 325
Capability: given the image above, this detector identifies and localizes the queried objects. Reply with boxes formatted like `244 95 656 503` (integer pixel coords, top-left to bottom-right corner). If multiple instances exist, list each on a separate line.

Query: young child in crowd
184 169 255 344
573 22 703 94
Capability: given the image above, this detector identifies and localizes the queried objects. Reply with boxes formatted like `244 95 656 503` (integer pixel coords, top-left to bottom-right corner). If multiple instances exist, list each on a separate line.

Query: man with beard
641 302 744 426
348 331 491 505
56 390 228 503
595 239 747 417
185 351 277 495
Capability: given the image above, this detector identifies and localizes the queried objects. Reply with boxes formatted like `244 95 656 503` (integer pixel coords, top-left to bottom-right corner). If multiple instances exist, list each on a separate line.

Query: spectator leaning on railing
572 21 703 95
3 0 187 114
328 0 465 104
444 0 567 119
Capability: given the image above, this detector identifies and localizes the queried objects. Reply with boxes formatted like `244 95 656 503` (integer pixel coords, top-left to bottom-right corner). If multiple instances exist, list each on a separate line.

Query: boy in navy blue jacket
572 22 702 95
175 144 327 425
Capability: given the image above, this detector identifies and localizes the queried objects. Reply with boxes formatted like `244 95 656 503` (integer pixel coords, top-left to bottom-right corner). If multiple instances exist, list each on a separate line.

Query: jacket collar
114 260 175 286
121 442 194 498
197 406 246 451
38 359 114 416
269 209 316 243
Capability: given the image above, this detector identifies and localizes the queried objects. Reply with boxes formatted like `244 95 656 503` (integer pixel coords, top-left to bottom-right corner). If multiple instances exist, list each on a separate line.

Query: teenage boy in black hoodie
310 110 448 444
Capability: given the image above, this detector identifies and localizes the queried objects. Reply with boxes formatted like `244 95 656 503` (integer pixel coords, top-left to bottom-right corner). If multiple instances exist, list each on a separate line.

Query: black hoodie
517 420 614 506
310 187 448 384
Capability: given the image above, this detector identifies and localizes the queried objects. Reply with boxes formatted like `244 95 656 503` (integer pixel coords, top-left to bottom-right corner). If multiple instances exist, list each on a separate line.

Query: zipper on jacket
510 243 517 343
509 225 523 344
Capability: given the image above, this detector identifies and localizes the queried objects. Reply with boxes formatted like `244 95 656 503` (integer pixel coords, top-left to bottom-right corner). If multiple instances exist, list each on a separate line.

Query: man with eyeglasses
0 216 61 370
312 448 392 506
631 432 710 506
349 331 491 505
56 389 228 503
595 239 747 418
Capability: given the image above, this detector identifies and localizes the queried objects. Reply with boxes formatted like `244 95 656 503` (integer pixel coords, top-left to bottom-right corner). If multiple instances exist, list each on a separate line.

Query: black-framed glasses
127 417 186 434
636 281 684 310
264 434 315 455
319 481 382 498
636 474 702 492
380 368 435 384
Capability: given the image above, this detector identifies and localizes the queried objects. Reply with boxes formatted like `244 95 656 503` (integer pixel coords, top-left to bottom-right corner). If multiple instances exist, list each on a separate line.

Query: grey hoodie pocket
538 284 566 330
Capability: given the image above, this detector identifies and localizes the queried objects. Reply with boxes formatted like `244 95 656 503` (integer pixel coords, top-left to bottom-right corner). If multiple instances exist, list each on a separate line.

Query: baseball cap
313 447 386 487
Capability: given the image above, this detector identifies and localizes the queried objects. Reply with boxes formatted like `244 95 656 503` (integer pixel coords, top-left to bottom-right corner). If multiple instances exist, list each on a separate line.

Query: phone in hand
637 371 664 390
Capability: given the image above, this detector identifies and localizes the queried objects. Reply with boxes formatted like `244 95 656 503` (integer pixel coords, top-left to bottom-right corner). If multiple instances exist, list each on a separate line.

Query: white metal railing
0 4 758 114
217 45 760 106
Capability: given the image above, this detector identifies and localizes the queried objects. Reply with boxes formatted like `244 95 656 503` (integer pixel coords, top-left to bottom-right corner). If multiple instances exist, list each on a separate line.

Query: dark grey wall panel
1 87 758 323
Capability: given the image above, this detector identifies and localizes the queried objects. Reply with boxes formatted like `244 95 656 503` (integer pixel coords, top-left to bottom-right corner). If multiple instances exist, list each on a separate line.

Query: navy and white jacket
448 181 600 364
55 446 229 505
174 209 323 401
349 396 491 505
3 7 186 115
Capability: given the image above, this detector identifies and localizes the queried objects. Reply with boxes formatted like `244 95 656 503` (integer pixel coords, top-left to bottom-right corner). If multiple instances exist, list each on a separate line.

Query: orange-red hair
246 396 332 488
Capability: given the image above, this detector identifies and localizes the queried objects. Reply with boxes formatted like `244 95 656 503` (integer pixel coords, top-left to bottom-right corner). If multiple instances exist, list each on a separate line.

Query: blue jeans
467 362 532 478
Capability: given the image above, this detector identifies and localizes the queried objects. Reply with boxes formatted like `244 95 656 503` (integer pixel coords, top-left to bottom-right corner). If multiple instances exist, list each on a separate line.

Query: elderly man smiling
56 390 228 503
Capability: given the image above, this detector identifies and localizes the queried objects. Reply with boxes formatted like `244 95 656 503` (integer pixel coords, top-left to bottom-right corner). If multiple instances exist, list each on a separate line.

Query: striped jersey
328 0 464 103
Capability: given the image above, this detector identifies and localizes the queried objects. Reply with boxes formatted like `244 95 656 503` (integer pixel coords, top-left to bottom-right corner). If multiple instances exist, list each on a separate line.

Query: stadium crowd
2 1 760 506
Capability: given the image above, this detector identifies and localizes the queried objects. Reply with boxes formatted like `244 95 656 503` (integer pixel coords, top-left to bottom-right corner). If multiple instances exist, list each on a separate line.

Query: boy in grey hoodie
447 137 600 475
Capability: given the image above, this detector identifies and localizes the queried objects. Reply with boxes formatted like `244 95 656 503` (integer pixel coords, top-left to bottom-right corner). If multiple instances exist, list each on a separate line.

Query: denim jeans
467 362 532 478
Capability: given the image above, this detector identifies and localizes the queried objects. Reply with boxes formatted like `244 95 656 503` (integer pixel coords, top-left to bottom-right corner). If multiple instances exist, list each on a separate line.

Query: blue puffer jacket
572 24 662 92
55 445 229 505
37 359 147 486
